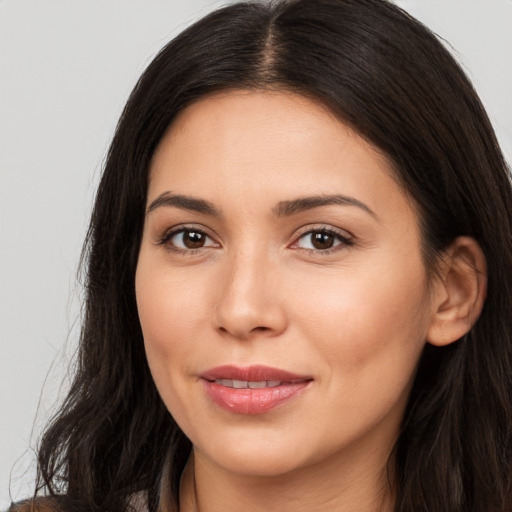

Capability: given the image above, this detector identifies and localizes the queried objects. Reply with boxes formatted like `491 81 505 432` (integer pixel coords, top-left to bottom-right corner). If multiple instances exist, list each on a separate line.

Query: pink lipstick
200 365 312 415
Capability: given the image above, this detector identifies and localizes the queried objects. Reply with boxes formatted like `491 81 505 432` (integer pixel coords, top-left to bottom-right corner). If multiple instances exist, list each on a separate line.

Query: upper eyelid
160 223 215 238
291 224 354 241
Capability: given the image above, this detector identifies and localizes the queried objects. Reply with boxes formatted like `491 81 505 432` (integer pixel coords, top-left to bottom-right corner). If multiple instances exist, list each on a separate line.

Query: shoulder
8 493 150 512
8 497 61 512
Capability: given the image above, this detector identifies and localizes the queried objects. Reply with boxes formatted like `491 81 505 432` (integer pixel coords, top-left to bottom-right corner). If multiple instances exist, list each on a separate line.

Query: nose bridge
214 242 286 339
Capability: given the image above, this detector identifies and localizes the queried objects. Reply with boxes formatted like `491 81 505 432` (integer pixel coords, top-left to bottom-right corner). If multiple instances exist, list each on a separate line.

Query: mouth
200 365 313 415
211 379 284 388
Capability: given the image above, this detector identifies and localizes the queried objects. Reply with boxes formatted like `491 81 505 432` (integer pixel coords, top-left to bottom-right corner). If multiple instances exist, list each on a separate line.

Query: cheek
137 251 213 335
135 267 209 433
135 260 208 387
279 260 430 452
290 254 430 386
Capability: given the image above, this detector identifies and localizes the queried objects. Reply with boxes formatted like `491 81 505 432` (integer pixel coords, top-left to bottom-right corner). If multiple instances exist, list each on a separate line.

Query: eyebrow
147 192 221 216
272 194 377 219
147 191 377 220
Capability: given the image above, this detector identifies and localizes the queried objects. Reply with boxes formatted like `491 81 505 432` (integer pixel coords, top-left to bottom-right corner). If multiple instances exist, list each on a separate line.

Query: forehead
148 90 413 224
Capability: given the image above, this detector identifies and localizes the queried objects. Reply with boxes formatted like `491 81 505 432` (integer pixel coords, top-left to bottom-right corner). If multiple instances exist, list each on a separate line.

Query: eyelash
157 225 354 255
291 226 355 255
157 226 218 255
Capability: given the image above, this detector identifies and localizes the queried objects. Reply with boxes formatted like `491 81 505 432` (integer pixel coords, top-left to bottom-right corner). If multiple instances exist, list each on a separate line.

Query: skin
135 90 459 511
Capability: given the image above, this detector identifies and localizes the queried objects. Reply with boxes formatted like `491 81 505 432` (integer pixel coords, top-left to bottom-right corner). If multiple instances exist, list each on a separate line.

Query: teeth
214 379 283 389
248 381 266 389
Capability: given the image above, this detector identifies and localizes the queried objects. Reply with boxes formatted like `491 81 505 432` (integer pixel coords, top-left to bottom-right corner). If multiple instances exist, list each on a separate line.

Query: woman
11 0 512 511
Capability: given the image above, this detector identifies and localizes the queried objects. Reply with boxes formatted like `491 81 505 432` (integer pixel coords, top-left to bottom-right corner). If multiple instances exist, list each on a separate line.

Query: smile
214 379 282 388
201 365 312 415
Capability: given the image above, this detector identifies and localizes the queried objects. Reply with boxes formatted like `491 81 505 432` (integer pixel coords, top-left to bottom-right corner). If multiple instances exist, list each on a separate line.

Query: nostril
252 326 270 332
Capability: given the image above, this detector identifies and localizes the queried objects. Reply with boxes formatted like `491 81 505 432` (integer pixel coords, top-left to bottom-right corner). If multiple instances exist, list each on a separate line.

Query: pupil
312 232 334 249
184 230 205 248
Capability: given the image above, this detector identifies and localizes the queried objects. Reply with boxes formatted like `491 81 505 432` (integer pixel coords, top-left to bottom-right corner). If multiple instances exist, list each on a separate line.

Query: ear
427 236 487 347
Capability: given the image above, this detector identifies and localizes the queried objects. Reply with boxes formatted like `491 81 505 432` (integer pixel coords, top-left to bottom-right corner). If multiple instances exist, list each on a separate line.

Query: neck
179 446 396 512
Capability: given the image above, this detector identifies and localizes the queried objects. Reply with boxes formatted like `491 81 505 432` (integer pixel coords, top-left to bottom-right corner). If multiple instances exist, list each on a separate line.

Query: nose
213 249 287 341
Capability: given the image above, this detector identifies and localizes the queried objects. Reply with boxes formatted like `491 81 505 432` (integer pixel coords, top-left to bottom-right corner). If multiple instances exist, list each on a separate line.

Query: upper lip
200 365 312 383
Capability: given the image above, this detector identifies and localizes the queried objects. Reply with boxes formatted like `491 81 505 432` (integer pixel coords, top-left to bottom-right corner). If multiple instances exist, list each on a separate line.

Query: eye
160 227 218 251
293 228 353 252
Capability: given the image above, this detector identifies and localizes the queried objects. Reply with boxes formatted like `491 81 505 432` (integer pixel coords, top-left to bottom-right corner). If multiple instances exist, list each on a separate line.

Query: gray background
1 0 511 508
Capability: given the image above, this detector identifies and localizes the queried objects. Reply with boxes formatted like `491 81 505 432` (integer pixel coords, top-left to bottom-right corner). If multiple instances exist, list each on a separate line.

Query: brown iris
311 231 336 250
182 230 206 249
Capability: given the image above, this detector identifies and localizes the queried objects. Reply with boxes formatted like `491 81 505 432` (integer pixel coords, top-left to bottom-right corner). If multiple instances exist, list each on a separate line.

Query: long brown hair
15 1 512 511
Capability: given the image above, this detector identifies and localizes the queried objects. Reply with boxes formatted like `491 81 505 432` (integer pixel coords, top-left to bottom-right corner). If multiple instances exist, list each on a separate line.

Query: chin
193 429 329 478
211 451 310 478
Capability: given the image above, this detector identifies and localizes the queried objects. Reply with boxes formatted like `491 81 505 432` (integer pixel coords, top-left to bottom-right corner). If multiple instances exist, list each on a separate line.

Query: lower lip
203 380 311 415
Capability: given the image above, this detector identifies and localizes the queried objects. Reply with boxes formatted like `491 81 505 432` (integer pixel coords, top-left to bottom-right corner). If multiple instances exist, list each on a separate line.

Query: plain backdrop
1 0 511 508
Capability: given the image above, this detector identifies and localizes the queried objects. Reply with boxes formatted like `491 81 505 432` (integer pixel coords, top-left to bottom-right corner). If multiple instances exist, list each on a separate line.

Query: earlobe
426 236 487 347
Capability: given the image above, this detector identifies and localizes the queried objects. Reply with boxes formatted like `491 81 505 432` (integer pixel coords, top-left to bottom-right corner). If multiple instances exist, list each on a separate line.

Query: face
136 90 435 478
